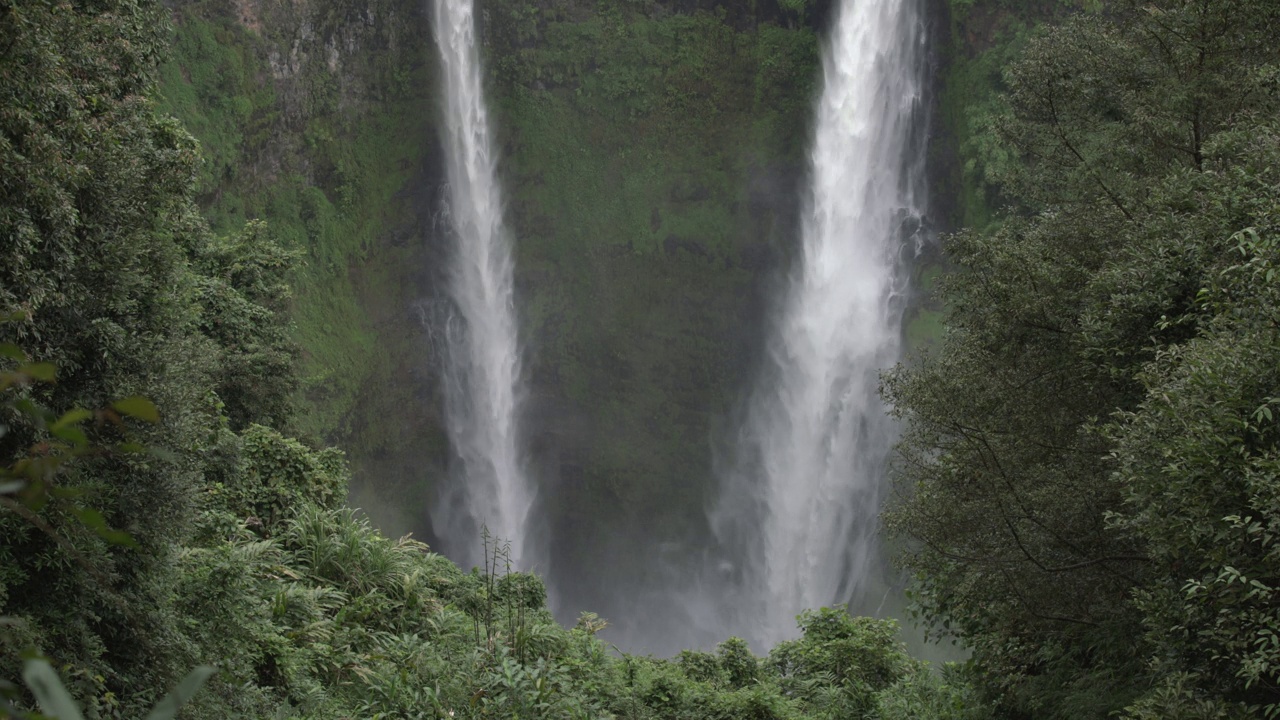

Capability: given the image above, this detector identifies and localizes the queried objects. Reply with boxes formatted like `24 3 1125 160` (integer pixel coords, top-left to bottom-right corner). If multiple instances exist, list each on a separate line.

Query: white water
431 0 531 568
710 0 927 650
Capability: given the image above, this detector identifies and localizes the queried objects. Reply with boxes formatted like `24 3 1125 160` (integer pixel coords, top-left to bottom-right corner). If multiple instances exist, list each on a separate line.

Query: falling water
430 0 531 568
709 0 927 649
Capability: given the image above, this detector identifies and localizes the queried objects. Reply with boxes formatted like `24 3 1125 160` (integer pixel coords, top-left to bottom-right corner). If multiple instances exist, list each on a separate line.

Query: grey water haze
426 0 930 654
431 0 532 570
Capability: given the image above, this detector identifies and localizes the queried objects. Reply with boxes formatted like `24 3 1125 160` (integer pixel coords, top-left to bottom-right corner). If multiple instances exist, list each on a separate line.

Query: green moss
156 5 436 443
154 15 276 196
485 5 819 530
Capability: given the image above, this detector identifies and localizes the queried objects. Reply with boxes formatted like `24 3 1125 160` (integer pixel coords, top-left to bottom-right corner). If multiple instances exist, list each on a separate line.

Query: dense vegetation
146 0 834 646
142 0 830 637
887 0 1280 716
3 0 1279 718
150 0 439 450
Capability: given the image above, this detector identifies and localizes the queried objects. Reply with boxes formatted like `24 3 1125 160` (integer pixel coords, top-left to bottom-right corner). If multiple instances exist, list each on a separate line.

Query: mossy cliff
156 0 449 538
931 0 1094 233
156 0 1062 647
909 0 1098 356
478 0 821 637
157 0 824 640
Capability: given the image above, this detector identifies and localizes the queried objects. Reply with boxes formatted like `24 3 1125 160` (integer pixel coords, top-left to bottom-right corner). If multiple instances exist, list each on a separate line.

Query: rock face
159 0 449 539
160 0 974 653
473 0 827 651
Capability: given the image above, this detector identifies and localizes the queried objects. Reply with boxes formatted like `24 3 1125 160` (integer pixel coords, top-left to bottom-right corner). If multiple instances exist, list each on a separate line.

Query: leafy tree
1108 168 1280 714
875 662 992 720
777 0 815 27
192 220 300 431
769 609 911 716
1 0 215 703
885 0 1280 716
6 656 212 720
0 0 302 711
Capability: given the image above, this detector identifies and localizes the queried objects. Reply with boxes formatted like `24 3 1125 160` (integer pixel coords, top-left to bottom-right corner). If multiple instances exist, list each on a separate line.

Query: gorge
420 0 932 653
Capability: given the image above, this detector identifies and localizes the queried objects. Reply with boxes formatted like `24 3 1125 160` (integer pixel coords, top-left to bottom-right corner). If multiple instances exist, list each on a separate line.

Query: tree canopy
1 0 298 707
4 0 1280 717
885 0 1280 716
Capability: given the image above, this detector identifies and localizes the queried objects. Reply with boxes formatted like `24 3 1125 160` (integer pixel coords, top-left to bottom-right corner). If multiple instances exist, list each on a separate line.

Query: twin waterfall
429 0 926 646
431 0 531 568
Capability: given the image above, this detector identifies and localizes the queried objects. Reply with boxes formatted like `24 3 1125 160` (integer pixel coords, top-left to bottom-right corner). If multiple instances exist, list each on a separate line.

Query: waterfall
709 0 927 649
431 0 531 568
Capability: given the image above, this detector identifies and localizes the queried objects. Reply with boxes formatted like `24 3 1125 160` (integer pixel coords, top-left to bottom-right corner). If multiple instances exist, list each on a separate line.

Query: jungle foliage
886 0 1280 716
151 0 438 445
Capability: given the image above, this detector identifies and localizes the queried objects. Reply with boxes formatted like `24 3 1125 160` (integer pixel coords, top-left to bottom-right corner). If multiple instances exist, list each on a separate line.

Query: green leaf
22 658 85 720
96 527 137 547
50 425 89 447
142 666 215 720
111 396 159 423
70 507 138 548
12 398 42 418
19 363 56 382
0 343 27 362
50 409 92 431
70 506 108 528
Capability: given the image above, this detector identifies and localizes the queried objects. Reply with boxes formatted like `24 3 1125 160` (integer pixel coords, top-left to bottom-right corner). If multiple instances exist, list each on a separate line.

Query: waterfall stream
431 0 531 568
710 0 927 649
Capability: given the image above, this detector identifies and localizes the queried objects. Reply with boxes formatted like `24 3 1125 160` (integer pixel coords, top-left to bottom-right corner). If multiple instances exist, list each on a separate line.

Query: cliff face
159 0 449 537
477 0 822 641
158 0 1046 649
159 0 823 635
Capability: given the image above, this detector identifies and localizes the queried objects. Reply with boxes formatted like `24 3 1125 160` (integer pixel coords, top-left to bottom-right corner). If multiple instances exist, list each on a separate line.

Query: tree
884 0 1280 716
777 0 816 27
768 609 910 716
0 0 300 710
1108 149 1280 715
193 220 300 431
